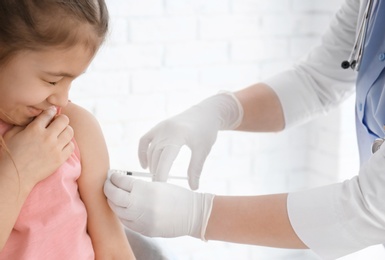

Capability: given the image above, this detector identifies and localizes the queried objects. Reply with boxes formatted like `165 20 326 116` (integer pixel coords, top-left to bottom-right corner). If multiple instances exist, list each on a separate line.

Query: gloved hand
104 171 215 239
138 92 243 190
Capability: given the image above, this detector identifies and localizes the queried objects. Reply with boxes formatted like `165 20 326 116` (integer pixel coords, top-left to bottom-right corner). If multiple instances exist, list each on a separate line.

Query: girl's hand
1 107 74 189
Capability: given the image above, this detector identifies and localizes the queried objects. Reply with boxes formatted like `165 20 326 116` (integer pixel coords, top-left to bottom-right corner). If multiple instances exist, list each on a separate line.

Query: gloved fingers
110 172 137 191
138 130 155 169
104 177 132 207
187 149 210 190
145 131 165 175
153 145 181 182
106 199 141 221
149 144 162 178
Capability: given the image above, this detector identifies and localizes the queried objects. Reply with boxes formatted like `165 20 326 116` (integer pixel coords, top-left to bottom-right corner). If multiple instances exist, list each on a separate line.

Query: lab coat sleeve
288 147 385 259
262 0 384 258
263 0 361 129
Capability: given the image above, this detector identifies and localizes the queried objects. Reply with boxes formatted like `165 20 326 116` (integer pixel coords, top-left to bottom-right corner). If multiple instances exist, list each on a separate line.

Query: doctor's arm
106 140 385 259
205 194 306 248
138 0 358 188
104 172 305 248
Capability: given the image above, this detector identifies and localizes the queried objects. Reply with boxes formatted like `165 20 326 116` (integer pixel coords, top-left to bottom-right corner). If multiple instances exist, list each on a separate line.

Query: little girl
0 0 135 259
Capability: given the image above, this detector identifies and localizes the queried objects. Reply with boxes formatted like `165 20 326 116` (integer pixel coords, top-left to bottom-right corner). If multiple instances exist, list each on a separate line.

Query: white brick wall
71 0 384 259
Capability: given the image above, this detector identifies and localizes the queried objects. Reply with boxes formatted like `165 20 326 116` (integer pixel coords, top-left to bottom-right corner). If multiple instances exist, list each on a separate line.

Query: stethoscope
340 0 382 154
341 0 374 71
372 138 384 153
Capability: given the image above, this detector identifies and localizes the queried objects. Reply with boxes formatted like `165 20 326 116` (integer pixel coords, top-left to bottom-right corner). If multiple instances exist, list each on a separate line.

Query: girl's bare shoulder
61 102 102 143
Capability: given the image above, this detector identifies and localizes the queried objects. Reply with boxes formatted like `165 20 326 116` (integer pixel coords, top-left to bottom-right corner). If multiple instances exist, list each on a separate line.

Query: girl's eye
48 82 57 86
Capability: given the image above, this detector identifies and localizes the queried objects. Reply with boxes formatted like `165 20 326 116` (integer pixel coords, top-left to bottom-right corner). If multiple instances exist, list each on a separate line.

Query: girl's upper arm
63 103 135 259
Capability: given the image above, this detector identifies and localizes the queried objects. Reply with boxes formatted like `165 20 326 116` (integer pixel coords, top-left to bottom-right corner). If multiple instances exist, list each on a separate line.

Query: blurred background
71 0 385 259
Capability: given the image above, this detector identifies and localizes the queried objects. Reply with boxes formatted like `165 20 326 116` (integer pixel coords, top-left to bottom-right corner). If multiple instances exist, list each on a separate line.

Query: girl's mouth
27 106 44 117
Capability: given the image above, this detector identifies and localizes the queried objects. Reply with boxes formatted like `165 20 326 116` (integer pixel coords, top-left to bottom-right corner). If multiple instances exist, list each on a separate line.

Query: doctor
104 0 385 259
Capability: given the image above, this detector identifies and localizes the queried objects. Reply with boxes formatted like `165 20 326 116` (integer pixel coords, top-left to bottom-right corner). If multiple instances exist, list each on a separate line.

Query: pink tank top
0 120 94 259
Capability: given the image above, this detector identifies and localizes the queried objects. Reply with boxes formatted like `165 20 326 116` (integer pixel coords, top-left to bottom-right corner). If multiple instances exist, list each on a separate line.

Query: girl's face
0 45 94 126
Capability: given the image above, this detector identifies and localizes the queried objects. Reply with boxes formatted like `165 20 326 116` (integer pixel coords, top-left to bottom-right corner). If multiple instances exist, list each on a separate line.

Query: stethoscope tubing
341 0 374 71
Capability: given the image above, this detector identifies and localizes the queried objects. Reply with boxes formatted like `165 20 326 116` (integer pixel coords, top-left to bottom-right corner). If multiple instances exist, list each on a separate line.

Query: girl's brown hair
0 0 109 182
0 0 109 65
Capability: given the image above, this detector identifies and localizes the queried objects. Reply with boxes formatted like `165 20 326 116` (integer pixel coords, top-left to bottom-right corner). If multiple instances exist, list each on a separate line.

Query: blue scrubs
356 0 385 164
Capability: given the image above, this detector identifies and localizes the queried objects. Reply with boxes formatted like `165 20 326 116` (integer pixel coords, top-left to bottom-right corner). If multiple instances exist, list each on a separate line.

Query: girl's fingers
57 125 74 148
29 106 57 129
46 114 70 132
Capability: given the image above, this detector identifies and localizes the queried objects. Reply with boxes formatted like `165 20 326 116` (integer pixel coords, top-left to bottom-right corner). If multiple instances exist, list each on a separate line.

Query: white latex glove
138 92 243 190
104 171 215 240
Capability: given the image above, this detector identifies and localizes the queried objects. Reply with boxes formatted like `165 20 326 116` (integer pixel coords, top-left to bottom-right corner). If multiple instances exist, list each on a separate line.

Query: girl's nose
47 85 70 108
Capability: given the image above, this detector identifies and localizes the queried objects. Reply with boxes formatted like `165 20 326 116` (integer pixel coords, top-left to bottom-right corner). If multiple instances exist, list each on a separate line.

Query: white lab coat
264 0 385 259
